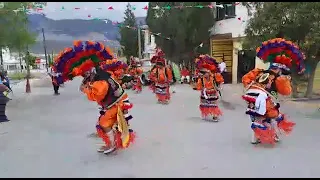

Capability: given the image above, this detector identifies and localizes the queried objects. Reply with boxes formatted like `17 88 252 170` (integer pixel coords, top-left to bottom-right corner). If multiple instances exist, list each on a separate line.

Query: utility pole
137 26 142 60
25 17 31 93
42 28 49 72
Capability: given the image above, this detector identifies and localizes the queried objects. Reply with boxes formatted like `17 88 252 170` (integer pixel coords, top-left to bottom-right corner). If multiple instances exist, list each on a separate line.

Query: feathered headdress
100 59 128 78
195 54 220 72
256 38 305 74
151 49 166 65
100 59 128 72
52 40 114 85
155 48 165 57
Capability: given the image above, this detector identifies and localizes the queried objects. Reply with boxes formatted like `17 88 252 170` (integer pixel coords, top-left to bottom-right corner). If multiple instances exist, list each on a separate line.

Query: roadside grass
8 72 35 80
314 65 320 94
297 64 320 95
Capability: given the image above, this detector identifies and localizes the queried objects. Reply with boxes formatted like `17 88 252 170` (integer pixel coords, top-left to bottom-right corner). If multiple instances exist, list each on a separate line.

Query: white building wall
1 48 47 72
142 27 157 59
211 4 250 38
211 3 264 72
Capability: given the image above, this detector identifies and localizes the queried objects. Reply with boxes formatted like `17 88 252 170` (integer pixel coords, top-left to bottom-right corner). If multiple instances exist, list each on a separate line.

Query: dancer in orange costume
242 38 305 145
195 55 224 121
52 40 135 155
101 59 129 89
149 49 173 104
128 57 144 93
148 64 157 93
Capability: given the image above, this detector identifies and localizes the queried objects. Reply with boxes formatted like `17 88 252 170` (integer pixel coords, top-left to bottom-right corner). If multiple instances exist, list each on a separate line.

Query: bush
8 72 27 80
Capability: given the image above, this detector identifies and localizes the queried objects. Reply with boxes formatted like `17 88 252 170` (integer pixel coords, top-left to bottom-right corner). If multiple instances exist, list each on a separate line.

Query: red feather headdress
52 40 114 85
195 54 220 72
256 38 305 74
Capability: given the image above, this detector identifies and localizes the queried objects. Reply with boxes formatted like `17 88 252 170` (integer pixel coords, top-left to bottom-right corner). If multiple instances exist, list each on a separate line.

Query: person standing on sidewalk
219 59 227 80
48 66 60 95
0 73 10 123
2 71 12 92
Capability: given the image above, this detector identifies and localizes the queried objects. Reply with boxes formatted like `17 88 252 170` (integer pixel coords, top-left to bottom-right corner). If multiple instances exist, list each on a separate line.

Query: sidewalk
6 72 53 105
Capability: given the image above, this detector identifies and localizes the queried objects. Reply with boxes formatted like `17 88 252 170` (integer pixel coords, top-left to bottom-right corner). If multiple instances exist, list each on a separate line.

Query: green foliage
146 2 215 64
24 53 37 67
48 52 54 66
0 2 44 63
8 72 26 80
119 3 143 60
243 2 320 97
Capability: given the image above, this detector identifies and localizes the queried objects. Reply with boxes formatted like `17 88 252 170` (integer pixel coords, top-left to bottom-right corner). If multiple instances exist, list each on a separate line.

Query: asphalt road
1 78 319 178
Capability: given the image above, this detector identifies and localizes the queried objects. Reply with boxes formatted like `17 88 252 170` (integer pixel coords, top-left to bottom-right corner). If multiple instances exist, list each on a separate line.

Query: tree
119 3 141 62
0 2 45 65
24 53 37 68
146 2 215 66
48 51 54 66
242 2 320 98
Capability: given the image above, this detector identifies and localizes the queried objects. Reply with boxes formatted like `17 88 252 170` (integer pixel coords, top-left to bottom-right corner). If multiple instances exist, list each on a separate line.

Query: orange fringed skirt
149 83 156 93
96 95 136 149
132 76 142 93
251 122 277 145
96 127 136 149
154 83 170 102
199 89 222 118
276 114 296 135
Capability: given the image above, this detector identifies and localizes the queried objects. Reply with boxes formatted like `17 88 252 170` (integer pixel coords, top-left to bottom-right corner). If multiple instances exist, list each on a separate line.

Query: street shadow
220 100 237 110
186 116 220 124
305 110 320 119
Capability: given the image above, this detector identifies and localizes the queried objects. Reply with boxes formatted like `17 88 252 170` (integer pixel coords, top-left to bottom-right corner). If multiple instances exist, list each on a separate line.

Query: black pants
0 94 9 122
221 72 227 82
53 83 59 94
51 77 59 94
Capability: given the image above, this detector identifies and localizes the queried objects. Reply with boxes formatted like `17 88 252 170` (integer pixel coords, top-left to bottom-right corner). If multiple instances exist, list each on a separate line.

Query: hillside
27 14 146 54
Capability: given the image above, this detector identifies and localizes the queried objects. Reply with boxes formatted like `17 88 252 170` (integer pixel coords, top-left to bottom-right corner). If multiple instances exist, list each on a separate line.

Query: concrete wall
1 48 49 71
255 57 270 69
211 4 251 38
143 28 157 59
232 40 241 84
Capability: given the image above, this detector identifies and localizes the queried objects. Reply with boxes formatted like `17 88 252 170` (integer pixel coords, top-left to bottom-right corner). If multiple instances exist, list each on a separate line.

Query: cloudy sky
42 2 148 22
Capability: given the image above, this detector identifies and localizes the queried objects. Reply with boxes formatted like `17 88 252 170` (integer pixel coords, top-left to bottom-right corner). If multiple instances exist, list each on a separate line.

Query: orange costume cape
195 55 224 120
150 66 173 102
242 38 305 145
150 49 173 103
128 66 144 93
52 40 135 151
82 78 134 148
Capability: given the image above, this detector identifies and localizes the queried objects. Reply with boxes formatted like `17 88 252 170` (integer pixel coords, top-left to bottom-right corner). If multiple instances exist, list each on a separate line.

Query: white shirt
219 62 226 72
247 89 268 116
48 67 60 77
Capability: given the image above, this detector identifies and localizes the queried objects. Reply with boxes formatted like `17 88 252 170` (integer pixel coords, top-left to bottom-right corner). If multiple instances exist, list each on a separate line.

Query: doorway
237 50 256 83
211 40 233 84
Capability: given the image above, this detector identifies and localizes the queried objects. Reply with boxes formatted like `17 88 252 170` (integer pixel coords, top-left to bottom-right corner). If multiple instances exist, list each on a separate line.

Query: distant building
141 25 157 59
1 48 47 72
209 2 264 84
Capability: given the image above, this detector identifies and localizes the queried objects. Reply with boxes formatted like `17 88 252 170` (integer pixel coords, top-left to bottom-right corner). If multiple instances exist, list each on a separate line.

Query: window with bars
216 2 236 21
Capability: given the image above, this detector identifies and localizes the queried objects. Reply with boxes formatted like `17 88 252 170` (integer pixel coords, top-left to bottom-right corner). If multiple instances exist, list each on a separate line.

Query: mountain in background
27 14 146 54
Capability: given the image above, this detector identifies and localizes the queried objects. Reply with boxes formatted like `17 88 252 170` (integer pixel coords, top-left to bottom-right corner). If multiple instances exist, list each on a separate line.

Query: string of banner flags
2 3 242 13
1 2 245 50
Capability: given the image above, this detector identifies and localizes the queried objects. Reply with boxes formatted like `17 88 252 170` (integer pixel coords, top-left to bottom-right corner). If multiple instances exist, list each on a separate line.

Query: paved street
1 78 320 178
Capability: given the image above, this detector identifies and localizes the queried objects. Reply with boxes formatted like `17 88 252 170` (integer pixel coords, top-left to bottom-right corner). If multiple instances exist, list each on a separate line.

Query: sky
42 2 148 22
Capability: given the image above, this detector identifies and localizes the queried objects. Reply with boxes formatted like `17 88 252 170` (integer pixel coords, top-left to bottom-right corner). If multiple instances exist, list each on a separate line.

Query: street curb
10 74 49 91
290 97 320 102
